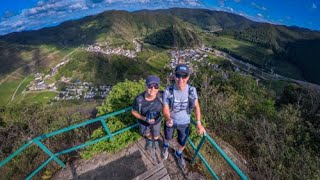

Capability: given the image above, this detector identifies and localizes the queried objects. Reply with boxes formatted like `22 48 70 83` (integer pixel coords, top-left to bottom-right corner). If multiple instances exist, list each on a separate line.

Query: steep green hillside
56 48 169 85
285 39 320 84
149 8 254 31
0 10 199 46
0 8 320 84
150 8 320 84
144 25 200 48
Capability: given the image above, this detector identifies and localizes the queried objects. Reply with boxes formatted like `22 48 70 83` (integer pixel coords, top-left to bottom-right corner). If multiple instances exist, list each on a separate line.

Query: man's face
175 73 189 89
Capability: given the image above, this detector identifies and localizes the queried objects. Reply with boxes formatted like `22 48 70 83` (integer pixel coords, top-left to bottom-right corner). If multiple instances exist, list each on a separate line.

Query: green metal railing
188 120 248 180
0 107 248 180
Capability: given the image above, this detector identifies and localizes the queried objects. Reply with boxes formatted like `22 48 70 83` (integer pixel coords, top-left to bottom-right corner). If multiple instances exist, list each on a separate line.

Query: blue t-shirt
163 84 198 125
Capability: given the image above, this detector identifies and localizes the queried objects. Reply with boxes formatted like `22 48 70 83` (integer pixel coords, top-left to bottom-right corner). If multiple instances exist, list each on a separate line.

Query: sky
0 0 319 35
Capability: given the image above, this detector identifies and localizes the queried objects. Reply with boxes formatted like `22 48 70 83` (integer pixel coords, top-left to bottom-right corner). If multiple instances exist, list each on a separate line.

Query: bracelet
196 120 201 125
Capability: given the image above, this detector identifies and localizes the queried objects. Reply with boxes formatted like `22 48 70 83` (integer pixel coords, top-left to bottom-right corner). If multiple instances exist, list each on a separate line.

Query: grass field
0 76 23 106
14 76 34 97
20 91 57 104
0 73 56 106
209 36 274 65
206 54 227 64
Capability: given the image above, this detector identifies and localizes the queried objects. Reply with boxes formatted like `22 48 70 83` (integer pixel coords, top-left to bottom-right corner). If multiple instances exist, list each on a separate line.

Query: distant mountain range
1 8 320 84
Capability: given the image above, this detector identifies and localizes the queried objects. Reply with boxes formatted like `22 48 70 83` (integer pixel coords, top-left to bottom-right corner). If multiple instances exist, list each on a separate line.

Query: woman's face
145 83 159 97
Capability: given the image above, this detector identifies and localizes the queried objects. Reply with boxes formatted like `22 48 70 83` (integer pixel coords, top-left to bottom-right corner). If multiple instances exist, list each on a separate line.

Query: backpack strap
168 85 174 110
187 85 197 114
136 92 145 114
156 91 164 105
167 84 197 114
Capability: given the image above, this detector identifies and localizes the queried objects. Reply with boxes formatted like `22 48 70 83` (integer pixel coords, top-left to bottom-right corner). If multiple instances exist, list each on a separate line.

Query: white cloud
219 0 225 7
225 7 234 12
251 2 267 11
0 0 205 35
312 3 317 9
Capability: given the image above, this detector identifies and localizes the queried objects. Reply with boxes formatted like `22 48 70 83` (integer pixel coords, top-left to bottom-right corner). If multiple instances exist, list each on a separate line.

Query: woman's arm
131 109 147 121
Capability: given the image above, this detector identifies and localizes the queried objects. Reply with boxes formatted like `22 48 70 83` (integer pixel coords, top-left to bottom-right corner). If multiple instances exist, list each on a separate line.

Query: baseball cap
146 75 160 86
175 64 190 75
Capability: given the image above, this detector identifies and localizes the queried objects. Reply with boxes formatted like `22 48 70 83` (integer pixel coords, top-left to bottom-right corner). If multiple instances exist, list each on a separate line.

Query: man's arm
194 99 206 135
163 104 173 127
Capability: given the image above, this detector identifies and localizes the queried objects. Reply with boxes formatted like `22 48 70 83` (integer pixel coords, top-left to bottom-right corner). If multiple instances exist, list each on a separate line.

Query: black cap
146 75 160 86
175 64 190 75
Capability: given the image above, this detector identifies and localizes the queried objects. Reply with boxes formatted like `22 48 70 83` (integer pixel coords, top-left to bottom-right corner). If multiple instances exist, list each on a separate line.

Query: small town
85 40 142 58
26 40 144 101
169 47 209 68
54 82 112 101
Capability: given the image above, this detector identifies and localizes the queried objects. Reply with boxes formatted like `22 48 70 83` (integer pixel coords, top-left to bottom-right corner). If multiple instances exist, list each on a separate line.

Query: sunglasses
147 84 159 89
175 74 188 79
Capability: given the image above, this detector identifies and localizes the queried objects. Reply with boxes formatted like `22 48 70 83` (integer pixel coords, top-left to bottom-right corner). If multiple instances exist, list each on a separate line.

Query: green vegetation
1 7 320 180
144 25 200 48
14 76 33 97
0 76 22 106
0 102 92 179
21 91 57 104
56 47 169 85
193 64 320 179
1 8 320 83
81 79 145 158
207 35 304 80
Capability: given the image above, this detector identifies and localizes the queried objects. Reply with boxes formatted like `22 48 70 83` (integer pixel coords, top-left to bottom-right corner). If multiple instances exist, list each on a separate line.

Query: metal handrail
188 120 248 180
1 107 248 180
0 107 133 180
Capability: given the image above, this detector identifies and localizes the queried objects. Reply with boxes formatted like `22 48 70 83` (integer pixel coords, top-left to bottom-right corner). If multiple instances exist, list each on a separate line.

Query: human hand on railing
197 123 206 136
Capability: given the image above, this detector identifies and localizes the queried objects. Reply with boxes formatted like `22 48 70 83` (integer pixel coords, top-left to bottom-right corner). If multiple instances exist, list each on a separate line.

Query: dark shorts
138 121 161 138
164 124 190 146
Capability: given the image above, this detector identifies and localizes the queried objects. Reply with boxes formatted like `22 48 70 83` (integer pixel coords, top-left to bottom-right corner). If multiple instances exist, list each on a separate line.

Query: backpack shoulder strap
136 92 145 114
156 91 164 104
168 85 174 110
187 84 197 114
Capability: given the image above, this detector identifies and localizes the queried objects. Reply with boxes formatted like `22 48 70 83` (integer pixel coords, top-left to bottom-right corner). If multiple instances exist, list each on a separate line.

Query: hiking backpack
167 84 197 114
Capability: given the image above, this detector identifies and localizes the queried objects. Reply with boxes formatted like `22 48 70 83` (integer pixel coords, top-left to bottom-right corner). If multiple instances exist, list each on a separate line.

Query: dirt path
8 76 28 104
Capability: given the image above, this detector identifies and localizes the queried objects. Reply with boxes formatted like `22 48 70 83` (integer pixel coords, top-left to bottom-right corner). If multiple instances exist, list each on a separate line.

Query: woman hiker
131 75 163 159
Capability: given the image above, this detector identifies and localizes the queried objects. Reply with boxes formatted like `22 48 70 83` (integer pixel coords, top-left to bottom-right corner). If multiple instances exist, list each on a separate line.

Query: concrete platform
52 138 206 180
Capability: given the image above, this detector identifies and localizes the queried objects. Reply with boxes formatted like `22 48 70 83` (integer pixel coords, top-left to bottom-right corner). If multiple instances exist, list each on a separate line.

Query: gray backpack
167 84 196 114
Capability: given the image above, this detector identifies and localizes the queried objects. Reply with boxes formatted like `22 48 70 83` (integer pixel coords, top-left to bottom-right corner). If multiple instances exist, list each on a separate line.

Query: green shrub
81 79 145 159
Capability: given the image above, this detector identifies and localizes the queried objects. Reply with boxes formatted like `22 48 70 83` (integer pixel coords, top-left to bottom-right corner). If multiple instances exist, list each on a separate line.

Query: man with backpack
162 64 206 169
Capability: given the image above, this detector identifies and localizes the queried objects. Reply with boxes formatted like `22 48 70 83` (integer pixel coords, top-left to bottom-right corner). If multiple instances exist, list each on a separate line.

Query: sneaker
163 147 169 160
153 141 159 149
152 141 159 161
175 151 186 169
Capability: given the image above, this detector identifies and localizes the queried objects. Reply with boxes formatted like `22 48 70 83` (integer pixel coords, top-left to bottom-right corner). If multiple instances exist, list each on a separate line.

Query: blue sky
0 0 319 35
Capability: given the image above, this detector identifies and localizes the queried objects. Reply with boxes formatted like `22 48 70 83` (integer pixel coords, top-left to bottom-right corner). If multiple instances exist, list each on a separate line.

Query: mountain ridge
0 8 320 84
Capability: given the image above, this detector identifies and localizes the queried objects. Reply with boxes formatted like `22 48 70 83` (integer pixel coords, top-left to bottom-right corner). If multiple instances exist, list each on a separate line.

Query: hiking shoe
154 140 159 149
175 151 186 169
152 141 159 161
163 147 169 160
146 140 153 152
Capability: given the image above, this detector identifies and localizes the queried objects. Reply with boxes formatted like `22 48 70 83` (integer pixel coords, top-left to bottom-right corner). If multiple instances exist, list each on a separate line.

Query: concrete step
132 162 170 180
52 138 206 180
